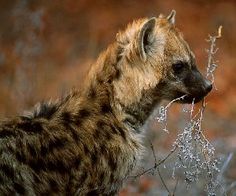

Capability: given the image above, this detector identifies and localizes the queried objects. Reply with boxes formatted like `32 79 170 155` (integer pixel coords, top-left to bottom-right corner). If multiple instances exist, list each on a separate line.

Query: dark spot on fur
111 125 119 135
91 151 99 165
83 144 90 154
88 87 96 99
61 112 82 132
86 190 99 196
78 109 91 119
0 164 14 179
76 118 82 127
100 144 107 154
100 172 105 180
116 53 122 62
107 78 112 84
110 173 115 182
125 109 143 125
108 154 117 171
68 126 80 142
61 112 73 123
104 130 112 141
33 102 58 119
114 69 121 79
14 182 25 194
97 77 103 84
16 151 26 163
47 160 68 174
131 140 139 149
28 144 37 157
109 190 118 195
96 120 113 140
117 126 126 141
74 157 81 168
101 103 112 114
123 118 138 132
96 120 106 129
29 158 45 172
88 182 94 189
0 129 15 138
0 175 3 184
93 129 101 138
48 137 67 152
33 174 41 183
17 121 43 134
40 137 67 156
40 145 47 155
49 178 59 192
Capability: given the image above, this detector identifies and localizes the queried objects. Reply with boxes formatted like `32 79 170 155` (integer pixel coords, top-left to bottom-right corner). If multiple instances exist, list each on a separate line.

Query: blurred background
0 0 235 195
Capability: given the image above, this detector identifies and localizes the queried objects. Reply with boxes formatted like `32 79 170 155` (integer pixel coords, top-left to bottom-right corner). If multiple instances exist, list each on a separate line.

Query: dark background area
0 0 235 195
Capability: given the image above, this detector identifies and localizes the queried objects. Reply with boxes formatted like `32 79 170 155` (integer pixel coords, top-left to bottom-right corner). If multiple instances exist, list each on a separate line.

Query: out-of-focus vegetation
0 0 235 195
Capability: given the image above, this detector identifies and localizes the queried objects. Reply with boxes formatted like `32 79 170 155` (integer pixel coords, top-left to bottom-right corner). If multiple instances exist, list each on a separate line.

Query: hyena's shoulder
0 88 135 195
0 97 82 194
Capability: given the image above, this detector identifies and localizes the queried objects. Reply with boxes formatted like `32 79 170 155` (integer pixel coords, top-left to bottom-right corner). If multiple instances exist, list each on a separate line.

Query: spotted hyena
0 10 212 195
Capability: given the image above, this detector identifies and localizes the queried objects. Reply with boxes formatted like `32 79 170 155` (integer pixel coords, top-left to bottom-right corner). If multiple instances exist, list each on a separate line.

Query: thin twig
156 95 187 133
129 145 177 179
173 176 179 196
206 26 223 88
217 153 233 182
157 167 171 195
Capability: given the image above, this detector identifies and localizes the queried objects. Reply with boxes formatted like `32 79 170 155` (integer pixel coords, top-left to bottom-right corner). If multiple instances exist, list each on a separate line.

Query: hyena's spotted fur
0 11 212 195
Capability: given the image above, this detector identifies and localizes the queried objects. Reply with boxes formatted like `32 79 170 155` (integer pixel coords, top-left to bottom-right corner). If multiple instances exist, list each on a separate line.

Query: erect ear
166 10 176 25
138 17 156 62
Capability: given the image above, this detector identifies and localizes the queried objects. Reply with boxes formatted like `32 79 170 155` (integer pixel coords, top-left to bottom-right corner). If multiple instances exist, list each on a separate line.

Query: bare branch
129 144 177 179
173 176 179 196
156 95 187 133
157 167 171 195
206 26 223 88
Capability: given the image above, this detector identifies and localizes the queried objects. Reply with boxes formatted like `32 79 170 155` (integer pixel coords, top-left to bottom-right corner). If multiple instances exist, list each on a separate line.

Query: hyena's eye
172 62 185 73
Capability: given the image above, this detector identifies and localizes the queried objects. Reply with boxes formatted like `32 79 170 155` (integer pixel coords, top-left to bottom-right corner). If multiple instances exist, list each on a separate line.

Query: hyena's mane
23 91 79 120
25 102 59 120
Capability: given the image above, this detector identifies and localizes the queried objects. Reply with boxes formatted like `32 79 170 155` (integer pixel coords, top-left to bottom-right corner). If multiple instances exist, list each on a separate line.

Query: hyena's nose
204 79 213 93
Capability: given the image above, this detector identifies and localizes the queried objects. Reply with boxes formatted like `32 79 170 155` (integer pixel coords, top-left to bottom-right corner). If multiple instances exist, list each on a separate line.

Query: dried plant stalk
206 26 222 87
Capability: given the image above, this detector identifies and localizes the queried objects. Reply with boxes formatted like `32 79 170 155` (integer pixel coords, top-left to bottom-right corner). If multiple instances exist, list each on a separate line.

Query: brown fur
0 11 211 195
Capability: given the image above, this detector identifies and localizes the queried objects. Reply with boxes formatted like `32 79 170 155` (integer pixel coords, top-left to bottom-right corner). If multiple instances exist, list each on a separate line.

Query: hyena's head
115 10 212 106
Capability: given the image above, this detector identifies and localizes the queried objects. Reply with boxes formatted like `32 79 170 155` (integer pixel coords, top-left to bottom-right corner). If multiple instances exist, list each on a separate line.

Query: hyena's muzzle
181 66 212 103
161 61 213 104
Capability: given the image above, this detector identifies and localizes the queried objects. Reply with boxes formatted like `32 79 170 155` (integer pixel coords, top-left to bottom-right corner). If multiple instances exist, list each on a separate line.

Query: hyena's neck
117 88 162 132
78 42 162 133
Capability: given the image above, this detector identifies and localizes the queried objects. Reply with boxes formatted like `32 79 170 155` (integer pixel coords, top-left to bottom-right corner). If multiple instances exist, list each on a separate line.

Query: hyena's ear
166 10 176 25
138 17 156 62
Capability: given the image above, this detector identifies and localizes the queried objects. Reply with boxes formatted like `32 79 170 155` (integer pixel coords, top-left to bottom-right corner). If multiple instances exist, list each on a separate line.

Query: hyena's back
0 103 77 195
0 97 139 195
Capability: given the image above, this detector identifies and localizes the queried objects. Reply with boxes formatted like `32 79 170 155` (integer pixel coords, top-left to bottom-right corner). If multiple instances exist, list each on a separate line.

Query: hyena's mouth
176 92 208 104
176 82 212 104
181 94 206 104
182 86 212 104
